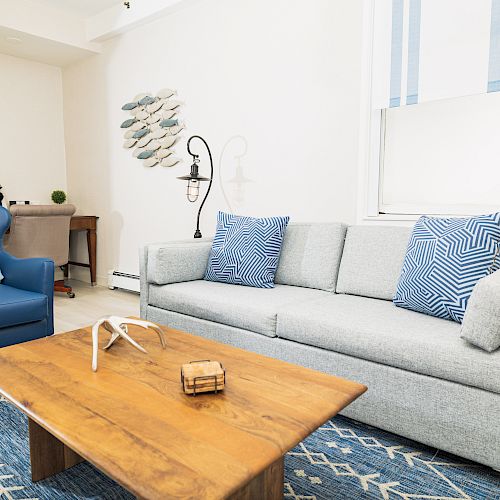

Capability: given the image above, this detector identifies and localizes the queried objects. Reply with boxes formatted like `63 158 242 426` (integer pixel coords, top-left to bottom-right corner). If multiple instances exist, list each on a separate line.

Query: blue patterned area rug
1 397 498 499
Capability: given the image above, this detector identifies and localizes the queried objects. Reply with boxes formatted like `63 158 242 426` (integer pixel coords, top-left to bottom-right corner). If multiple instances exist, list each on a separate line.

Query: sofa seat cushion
0 284 48 329
276 294 500 393
148 281 328 337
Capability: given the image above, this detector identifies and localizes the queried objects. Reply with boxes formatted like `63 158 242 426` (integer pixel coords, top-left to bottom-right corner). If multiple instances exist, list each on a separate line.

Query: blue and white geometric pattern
2 397 499 499
205 211 289 289
394 213 500 323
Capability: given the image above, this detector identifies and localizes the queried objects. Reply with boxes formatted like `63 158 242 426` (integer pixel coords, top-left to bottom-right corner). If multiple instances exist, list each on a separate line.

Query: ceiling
38 0 125 17
0 26 94 66
0 0 183 66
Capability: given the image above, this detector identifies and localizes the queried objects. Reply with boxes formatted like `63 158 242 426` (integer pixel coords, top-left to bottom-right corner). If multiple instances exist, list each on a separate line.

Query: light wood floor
54 280 140 334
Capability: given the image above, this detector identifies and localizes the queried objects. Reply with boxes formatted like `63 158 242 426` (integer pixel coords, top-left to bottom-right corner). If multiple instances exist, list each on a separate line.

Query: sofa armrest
0 250 55 334
141 239 213 287
461 270 500 352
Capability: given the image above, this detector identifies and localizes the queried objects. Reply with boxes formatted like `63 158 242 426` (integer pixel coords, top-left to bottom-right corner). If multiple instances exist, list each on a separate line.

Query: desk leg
87 229 97 286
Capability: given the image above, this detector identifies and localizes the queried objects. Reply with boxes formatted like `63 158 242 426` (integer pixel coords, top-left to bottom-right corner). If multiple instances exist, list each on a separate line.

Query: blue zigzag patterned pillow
205 212 290 289
394 213 500 323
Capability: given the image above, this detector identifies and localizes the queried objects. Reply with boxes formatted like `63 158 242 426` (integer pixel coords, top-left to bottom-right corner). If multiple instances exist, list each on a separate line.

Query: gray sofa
140 222 500 470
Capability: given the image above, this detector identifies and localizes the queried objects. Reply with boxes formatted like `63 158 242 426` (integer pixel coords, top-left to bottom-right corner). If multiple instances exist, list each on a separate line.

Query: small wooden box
181 360 225 395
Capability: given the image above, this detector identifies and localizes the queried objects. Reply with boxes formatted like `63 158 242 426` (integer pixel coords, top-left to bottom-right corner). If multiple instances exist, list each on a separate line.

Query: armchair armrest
461 270 500 352
0 250 55 334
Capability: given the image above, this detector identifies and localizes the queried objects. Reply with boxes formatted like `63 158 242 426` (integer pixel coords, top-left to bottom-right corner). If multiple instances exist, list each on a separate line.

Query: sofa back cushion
336 225 412 300
274 223 347 292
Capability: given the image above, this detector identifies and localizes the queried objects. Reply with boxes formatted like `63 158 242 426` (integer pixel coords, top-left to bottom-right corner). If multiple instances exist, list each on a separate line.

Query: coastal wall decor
121 89 184 168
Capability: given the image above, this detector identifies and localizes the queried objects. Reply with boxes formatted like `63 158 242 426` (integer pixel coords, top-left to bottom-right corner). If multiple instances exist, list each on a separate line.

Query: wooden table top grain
0 323 367 499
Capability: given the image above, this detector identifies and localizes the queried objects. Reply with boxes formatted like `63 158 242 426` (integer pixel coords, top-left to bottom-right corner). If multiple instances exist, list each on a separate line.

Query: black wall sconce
177 135 214 238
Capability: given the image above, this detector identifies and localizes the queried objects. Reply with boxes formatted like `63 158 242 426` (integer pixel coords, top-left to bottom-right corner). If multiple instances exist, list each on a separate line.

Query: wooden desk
65 216 98 286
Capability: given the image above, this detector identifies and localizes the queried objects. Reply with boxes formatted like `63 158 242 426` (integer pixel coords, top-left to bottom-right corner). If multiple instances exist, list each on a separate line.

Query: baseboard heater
108 271 140 293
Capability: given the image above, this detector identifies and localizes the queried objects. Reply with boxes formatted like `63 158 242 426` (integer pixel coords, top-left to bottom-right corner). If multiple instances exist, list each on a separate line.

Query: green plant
51 190 67 204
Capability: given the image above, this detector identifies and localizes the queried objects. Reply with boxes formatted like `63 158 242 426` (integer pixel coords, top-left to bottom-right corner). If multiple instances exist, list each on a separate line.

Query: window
378 91 500 216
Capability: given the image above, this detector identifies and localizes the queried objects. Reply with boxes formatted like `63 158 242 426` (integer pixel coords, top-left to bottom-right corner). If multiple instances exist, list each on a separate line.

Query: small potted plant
51 190 67 204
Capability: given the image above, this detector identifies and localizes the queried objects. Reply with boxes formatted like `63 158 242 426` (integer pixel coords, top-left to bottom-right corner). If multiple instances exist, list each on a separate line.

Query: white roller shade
380 91 500 215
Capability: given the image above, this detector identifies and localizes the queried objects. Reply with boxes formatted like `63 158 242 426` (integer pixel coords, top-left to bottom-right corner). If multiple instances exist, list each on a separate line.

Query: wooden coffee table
0 323 366 499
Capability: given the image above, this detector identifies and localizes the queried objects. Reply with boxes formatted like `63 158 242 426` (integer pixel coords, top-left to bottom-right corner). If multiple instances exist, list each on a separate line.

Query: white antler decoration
92 316 166 372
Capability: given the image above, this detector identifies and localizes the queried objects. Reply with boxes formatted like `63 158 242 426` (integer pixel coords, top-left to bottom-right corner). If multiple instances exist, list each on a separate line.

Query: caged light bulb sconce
177 135 214 238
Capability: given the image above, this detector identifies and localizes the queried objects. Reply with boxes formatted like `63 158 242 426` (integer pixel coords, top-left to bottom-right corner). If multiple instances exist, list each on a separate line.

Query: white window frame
357 1 499 224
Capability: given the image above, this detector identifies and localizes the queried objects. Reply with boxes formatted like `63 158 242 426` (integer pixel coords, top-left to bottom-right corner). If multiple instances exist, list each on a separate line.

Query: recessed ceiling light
6 37 22 45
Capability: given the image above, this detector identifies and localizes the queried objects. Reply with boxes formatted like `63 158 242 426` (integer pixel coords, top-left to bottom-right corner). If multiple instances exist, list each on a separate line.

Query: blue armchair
0 207 54 347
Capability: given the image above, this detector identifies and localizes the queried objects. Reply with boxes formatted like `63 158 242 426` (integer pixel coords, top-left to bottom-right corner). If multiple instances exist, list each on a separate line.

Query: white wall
0 53 67 205
63 0 363 283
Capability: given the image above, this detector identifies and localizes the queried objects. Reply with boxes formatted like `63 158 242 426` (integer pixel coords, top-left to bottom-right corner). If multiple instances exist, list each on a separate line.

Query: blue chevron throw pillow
394 213 500 322
204 212 290 288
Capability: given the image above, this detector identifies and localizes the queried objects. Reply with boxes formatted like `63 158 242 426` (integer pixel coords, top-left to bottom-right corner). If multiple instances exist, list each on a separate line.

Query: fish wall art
120 89 184 168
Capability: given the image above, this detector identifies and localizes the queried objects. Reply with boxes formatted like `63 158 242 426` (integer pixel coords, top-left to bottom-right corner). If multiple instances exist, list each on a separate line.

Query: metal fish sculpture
151 128 168 139
159 136 180 148
143 157 160 168
133 147 147 158
160 109 177 120
120 118 136 128
137 134 154 148
146 112 161 124
133 93 151 102
122 89 183 165
147 100 164 114
123 138 137 149
130 106 144 117
136 110 150 121
121 102 138 111
156 88 176 99
157 148 174 159
138 95 156 106
159 118 179 128
163 124 184 136
130 121 147 131
137 150 155 160
160 157 181 167
132 128 150 139
162 100 183 111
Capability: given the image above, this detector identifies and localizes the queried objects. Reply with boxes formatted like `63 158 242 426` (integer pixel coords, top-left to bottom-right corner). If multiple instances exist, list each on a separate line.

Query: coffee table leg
28 418 84 481
228 456 284 500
